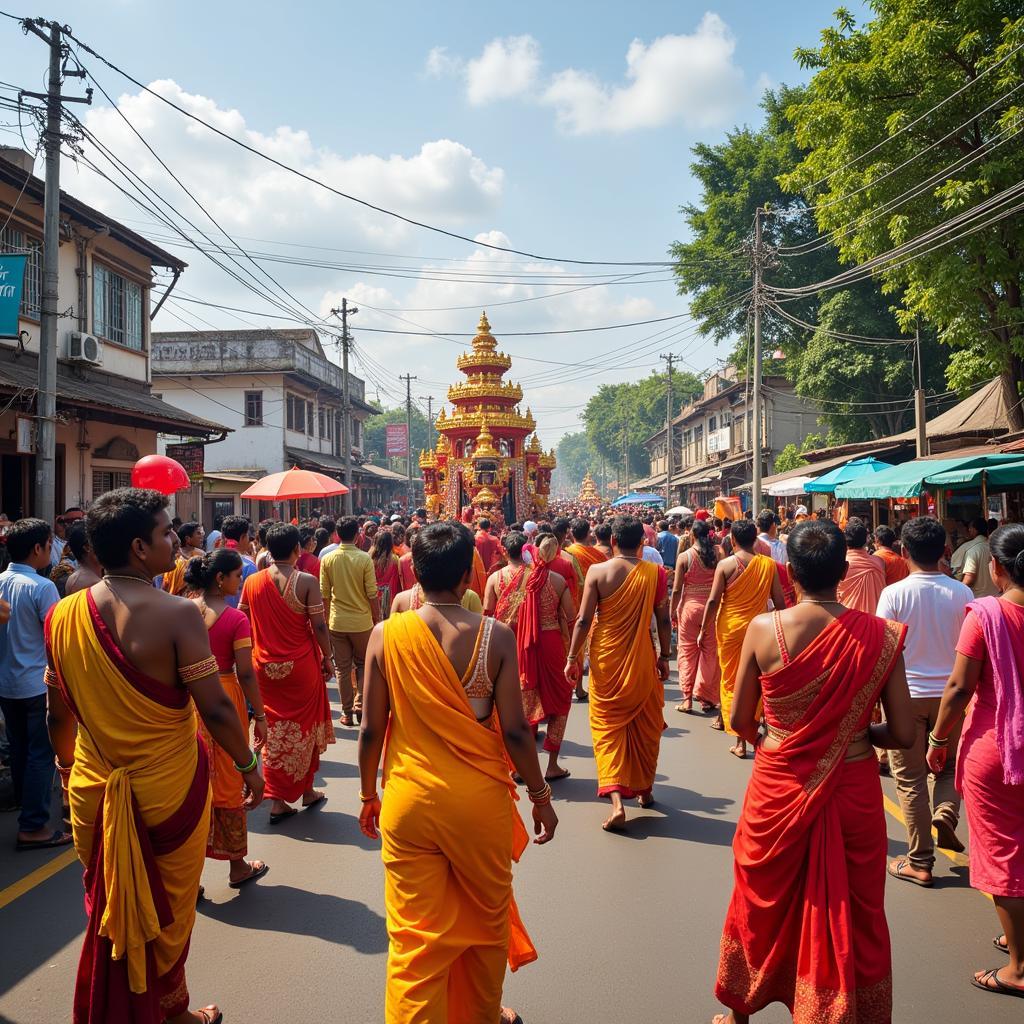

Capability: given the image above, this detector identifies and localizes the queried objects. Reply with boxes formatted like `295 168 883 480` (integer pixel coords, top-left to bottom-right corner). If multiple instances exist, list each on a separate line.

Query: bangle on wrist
658 653 670 660
252 713 267 721
927 731 949 748
359 791 379 803
234 751 258 773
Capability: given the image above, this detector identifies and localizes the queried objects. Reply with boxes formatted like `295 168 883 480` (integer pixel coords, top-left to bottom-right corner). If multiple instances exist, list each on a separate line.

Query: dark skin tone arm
297 573 335 676
565 572 599 682
45 651 76 769
233 645 267 751
669 549 690 622
926 652 981 774
358 616 557 843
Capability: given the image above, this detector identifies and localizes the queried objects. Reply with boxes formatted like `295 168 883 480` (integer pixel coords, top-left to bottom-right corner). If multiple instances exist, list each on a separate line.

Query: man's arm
319 556 333 616
44 644 76 769
482 572 499 616
961 548 979 589
654 594 671 682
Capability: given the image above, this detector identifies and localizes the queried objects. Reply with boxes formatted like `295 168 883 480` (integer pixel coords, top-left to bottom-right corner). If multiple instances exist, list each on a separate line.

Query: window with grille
92 469 132 498
244 390 263 426
94 264 144 349
0 226 42 318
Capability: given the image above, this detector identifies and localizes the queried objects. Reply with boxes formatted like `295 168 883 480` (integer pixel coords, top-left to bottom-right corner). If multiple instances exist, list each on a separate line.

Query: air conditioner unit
68 332 103 366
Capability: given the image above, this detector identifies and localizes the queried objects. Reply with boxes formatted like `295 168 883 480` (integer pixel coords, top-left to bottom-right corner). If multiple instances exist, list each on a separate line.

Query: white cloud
424 46 462 79
465 35 541 105
542 14 744 134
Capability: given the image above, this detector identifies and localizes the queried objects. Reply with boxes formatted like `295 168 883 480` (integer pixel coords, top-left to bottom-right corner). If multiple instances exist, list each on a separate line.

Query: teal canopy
834 454 1024 500
611 492 665 507
803 457 893 493
925 457 1024 490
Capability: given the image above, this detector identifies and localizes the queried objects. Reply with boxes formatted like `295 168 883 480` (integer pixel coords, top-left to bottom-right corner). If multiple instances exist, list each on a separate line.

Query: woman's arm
730 617 767 743
234 645 267 750
870 653 914 750
926 652 982 772
302 575 335 674
482 571 500 616
669 550 688 622
770 565 787 610
357 623 390 839
697 561 728 645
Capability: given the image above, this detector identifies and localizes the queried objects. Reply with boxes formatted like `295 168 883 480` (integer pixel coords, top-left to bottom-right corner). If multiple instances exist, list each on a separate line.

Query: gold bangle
359 791 379 803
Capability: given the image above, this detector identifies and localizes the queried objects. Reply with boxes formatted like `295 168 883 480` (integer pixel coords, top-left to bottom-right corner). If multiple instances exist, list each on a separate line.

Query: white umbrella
666 505 693 516
767 476 814 498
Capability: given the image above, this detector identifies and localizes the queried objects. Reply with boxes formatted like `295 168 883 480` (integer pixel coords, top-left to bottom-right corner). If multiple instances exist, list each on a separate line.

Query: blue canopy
803 457 894 493
611 492 665 507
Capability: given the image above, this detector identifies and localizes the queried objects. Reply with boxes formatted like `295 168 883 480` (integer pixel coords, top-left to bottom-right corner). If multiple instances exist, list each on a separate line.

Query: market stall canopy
767 476 814 497
804 457 894 494
240 466 349 500
924 457 1024 490
611 492 666 507
834 454 1024 500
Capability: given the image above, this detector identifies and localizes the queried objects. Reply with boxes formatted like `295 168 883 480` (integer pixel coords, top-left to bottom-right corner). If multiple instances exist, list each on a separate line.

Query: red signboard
385 423 409 458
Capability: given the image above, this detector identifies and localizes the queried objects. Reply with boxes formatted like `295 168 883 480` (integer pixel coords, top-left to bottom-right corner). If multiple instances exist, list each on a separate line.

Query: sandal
887 858 933 888
16 829 73 851
710 715 724 731
269 807 297 826
544 769 571 782
971 967 1024 998
676 701 693 714
228 860 269 889
994 935 1009 955
302 792 327 811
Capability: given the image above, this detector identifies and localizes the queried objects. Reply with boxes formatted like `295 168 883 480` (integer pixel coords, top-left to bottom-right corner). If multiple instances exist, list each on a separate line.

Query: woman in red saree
369 529 402 620
928 524 1024 1000
240 523 336 825
714 519 914 1024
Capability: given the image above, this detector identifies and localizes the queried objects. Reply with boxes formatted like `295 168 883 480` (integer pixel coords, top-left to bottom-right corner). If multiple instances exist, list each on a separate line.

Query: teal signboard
0 254 27 338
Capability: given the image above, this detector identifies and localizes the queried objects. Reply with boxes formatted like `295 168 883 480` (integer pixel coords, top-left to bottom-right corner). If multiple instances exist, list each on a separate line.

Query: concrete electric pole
399 373 417 509
751 206 765 516
660 352 675 508
329 300 357 515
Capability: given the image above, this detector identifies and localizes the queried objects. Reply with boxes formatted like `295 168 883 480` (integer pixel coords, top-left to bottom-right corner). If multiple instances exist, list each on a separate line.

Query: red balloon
131 454 191 494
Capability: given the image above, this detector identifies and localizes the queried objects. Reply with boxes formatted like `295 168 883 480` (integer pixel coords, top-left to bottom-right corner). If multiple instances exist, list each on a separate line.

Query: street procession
1 2 1023 1022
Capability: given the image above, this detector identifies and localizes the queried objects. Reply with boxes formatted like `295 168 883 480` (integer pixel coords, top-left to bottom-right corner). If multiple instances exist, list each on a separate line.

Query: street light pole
330 300 357 515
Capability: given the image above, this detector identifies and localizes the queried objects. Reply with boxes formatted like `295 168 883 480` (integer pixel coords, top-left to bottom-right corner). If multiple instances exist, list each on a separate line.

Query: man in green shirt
320 516 380 726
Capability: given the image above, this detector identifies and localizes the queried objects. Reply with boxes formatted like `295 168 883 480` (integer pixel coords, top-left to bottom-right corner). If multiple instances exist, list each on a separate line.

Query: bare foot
302 789 327 808
729 742 746 759
602 807 627 831
638 792 655 808
165 1004 221 1024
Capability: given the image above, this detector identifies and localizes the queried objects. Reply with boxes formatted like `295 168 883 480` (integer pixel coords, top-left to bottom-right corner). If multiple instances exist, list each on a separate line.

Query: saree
380 611 536 1023
837 549 886 615
241 569 333 803
716 609 905 1023
494 566 528 630
717 554 775 735
45 591 211 1024
159 555 188 596
516 563 572 752
588 560 665 798
677 551 721 706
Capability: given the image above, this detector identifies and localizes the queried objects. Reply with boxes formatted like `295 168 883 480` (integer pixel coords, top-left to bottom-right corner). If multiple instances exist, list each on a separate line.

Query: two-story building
151 328 404 520
0 147 225 518
640 365 826 509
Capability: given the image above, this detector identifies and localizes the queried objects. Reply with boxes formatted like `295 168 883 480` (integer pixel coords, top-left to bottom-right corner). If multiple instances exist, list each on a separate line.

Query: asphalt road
0 669 1019 1024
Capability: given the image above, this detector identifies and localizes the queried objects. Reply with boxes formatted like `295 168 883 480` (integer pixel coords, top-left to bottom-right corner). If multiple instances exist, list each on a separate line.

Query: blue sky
1 1 867 443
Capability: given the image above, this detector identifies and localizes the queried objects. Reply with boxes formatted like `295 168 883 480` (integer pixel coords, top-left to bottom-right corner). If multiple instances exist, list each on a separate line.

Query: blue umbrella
804 457 894 493
611 492 666 507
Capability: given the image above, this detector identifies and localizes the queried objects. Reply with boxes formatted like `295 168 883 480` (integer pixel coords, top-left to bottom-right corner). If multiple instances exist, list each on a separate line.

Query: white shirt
205 530 221 552
758 532 788 565
876 572 972 698
641 546 664 566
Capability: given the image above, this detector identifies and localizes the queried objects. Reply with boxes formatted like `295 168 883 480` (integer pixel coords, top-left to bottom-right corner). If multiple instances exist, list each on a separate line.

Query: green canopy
925 457 1024 490
834 454 1024 499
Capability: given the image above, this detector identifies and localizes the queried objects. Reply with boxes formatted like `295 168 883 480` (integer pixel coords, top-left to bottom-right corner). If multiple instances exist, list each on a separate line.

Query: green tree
773 443 808 474
362 404 431 466
782 4 1024 424
583 370 702 481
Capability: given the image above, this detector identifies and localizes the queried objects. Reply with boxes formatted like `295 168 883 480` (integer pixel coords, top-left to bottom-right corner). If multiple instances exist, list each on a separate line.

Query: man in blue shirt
656 519 679 570
0 518 68 850
219 515 258 609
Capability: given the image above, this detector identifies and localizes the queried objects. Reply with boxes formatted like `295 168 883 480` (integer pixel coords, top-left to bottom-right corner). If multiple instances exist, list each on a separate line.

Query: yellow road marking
881 793 992 902
0 847 78 911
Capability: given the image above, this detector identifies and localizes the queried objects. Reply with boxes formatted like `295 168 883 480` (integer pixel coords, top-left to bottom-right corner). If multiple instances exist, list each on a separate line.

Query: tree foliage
782 3 1024 423
773 443 808 474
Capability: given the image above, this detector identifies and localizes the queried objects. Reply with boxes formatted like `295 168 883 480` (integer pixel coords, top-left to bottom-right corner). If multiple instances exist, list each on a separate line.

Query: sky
1 0 867 449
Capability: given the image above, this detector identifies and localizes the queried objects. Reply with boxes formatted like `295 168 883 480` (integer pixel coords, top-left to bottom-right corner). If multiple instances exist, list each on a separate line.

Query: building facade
641 366 826 509
151 328 403 520
0 147 223 518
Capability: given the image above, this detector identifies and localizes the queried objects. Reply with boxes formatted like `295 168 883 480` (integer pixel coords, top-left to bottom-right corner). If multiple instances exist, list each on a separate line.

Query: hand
359 796 382 840
242 767 265 810
696 630 704 649
253 717 268 752
657 656 670 682
926 745 947 774
321 655 335 679
532 801 558 844
564 658 582 685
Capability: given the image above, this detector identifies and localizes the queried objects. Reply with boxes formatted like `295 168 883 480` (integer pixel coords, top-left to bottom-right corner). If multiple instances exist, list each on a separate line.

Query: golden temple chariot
419 312 555 525
578 471 600 505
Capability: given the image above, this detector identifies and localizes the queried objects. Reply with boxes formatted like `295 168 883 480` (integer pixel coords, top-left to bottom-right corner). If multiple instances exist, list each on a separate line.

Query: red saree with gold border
716 609 906 1023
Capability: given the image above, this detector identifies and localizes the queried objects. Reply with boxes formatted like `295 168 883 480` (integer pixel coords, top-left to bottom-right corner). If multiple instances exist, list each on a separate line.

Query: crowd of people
0 488 1021 1022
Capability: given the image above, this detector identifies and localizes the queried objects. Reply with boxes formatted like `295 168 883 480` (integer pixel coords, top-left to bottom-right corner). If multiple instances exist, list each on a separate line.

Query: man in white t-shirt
876 515 972 888
950 516 999 598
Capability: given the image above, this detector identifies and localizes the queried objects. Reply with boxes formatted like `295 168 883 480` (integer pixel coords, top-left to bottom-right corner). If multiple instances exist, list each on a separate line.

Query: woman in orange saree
713 520 914 1024
240 523 336 824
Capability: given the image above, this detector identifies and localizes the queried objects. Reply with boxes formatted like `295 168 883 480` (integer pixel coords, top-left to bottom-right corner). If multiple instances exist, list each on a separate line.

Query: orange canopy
240 466 349 500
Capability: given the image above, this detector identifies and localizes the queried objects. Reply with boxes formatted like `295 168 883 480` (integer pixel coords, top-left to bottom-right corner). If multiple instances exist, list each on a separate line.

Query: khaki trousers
889 696 962 871
331 628 372 714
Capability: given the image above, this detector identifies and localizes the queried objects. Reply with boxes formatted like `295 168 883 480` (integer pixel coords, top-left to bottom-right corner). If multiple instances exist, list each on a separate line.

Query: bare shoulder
489 617 517 649
549 571 566 593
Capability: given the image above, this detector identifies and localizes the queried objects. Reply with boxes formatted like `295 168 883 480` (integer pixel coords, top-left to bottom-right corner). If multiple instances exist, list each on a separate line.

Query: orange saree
380 611 535 1023
241 569 333 803
45 591 211 1024
716 609 906 1023
588 561 665 799
717 554 776 734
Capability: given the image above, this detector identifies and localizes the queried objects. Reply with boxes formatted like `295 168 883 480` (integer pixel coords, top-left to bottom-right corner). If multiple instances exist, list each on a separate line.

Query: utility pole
419 395 434 451
400 373 417 509
751 206 765 516
329 300 357 515
660 352 675 508
621 422 629 496
914 318 928 458
22 19 90 523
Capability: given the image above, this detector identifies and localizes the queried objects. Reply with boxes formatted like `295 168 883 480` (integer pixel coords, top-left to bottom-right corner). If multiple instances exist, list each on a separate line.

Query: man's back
475 530 501 572
0 565 57 697
657 530 679 568
320 544 377 632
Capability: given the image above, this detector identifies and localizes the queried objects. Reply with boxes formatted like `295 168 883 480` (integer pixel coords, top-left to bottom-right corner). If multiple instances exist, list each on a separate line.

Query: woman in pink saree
929 523 1024 1001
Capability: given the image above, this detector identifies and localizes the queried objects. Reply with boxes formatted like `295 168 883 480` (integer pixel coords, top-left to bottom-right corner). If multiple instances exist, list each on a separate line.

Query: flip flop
302 793 327 811
972 967 1024 998
16 829 73 851
676 702 693 714
710 717 725 731
994 935 1009 954
228 861 269 889
887 858 933 888
544 769 571 782
195 1007 223 1023
269 807 298 825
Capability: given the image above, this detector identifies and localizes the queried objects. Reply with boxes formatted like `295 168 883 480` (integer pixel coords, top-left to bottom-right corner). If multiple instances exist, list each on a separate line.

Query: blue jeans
0 693 55 833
